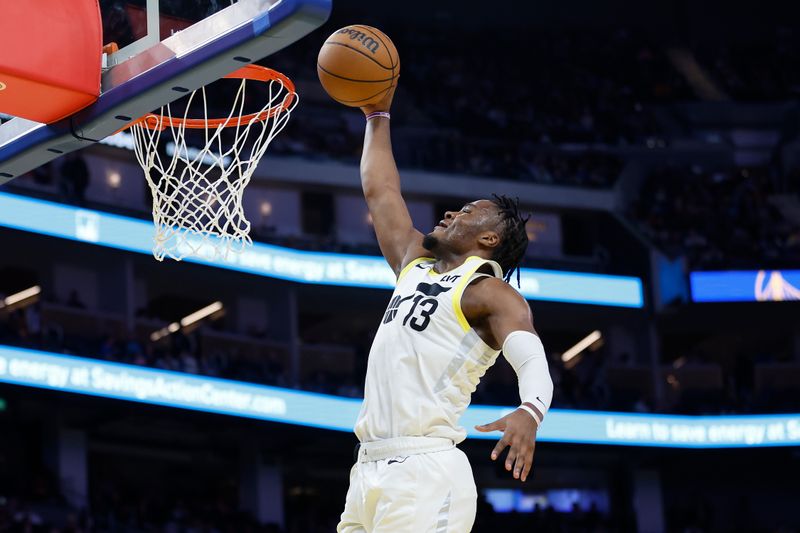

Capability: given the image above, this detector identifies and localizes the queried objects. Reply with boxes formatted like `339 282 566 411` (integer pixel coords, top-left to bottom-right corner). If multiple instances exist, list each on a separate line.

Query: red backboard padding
0 0 102 124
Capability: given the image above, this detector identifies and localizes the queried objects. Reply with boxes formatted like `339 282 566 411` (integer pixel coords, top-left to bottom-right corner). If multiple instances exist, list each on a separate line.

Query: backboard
0 0 331 184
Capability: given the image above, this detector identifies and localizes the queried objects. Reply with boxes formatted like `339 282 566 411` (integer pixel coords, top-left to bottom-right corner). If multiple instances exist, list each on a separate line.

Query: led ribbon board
0 192 643 307
691 270 800 303
1 345 798 448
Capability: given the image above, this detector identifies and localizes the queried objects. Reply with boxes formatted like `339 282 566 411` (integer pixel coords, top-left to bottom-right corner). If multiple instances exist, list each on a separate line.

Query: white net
130 70 297 261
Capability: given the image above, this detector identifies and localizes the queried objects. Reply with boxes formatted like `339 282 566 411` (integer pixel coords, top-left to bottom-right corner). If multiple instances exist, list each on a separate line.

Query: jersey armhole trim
453 265 492 333
397 257 434 282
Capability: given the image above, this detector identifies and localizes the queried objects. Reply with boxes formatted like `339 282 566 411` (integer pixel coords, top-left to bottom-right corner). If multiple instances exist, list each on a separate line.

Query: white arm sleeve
502 330 553 426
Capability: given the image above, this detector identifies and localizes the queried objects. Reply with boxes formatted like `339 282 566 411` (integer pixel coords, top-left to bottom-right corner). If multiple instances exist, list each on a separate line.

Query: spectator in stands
631 165 796 269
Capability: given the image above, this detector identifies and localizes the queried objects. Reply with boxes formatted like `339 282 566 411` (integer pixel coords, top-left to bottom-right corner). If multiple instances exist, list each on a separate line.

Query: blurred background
1 0 799 531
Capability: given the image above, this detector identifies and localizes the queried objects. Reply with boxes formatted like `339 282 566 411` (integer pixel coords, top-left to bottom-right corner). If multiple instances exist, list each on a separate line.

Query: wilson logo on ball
318 25 399 107
336 28 380 54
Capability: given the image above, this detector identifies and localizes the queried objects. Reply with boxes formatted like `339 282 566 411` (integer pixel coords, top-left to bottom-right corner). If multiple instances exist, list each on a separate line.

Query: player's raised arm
316 27 424 274
358 88 428 275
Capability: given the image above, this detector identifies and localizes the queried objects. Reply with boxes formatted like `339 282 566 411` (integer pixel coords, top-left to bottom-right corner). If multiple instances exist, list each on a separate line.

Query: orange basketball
317 25 400 107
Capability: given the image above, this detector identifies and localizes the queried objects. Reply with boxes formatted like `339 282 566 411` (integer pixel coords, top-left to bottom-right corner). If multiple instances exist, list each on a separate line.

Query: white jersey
354 256 503 444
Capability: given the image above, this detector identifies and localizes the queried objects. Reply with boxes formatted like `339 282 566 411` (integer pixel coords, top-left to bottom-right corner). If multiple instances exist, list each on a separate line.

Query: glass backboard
0 0 331 183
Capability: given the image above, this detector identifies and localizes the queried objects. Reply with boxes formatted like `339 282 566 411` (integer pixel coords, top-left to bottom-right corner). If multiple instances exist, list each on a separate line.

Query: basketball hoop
129 64 297 262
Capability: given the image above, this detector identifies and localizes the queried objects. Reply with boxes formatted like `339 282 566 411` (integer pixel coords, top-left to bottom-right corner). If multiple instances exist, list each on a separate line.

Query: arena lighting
150 301 224 341
149 322 181 342
0 285 41 309
180 301 223 327
106 170 122 189
561 330 603 363
150 327 174 342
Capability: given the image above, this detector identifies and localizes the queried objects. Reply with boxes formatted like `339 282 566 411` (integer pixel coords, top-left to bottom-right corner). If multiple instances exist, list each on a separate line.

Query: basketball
317 25 400 107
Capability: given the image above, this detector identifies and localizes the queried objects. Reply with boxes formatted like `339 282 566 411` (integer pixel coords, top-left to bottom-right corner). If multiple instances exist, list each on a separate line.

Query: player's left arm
467 278 554 482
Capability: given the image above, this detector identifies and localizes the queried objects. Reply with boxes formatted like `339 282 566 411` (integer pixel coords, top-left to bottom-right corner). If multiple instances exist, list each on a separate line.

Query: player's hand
361 82 398 116
474 409 538 482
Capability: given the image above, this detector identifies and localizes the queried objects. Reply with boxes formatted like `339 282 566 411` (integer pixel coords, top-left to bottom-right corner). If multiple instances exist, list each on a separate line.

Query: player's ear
478 231 500 249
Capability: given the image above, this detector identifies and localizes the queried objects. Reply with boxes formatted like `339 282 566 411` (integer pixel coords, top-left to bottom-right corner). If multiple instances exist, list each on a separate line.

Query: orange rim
130 65 296 131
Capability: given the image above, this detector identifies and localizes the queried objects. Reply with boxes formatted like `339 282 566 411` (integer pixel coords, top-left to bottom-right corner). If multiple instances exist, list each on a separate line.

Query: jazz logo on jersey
416 282 451 297
382 282 451 329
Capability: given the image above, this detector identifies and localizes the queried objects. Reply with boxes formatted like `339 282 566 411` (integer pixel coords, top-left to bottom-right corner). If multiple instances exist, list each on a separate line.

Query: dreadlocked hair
490 194 530 286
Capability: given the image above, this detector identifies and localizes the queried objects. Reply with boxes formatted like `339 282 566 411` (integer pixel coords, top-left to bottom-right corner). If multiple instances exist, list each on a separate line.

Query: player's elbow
359 166 380 196
361 181 381 202
359 156 381 181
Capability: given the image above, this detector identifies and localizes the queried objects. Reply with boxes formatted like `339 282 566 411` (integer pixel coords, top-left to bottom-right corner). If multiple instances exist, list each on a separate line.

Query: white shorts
337 437 477 533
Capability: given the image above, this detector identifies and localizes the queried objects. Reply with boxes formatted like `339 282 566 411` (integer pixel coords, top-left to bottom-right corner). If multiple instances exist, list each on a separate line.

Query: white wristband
518 404 543 427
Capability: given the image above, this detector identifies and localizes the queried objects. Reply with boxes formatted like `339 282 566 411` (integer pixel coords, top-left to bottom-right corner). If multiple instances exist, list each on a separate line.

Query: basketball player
337 85 553 532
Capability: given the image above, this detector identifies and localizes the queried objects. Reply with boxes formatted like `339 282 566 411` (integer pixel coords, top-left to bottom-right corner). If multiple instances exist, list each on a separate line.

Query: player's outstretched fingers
474 418 506 433
475 416 511 460
505 444 518 472
490 436 510 461
361 83 398 115
512 446 527 479
520 455 531 481
521 440 536 482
